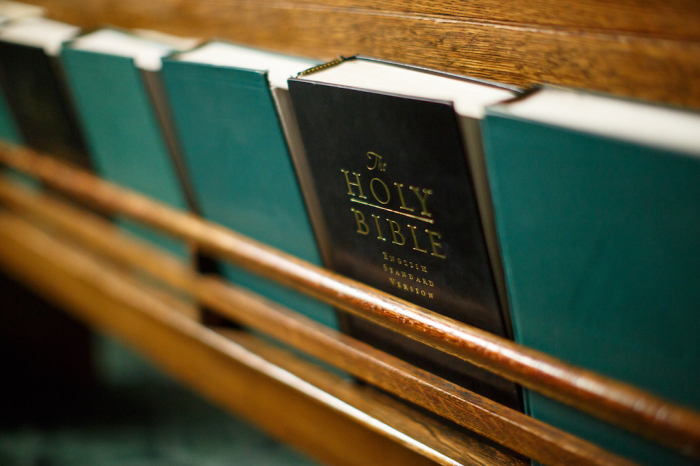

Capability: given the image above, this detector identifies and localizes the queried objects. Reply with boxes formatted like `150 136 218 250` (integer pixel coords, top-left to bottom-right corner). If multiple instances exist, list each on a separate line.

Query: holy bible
288 57 521 409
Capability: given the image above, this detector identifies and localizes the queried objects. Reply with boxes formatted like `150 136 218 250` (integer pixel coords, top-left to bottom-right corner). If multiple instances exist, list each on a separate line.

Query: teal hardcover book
61 28 199 257
161 42 337 329
482 87 700 465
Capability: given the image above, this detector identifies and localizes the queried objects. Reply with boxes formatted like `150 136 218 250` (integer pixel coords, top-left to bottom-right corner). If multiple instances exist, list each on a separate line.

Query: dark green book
288 57 521 408
0 69 39 187
0 84 21 144
160 42 338 329
0 17 90 169
0 1 43 139
61 28 199 257
482 87 700 465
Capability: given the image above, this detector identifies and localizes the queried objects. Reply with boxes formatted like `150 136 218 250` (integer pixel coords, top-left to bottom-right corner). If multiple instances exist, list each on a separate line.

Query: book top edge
293 58 517 119
490 87 700 157
68 28 199 71
173 41 318 90
0 16 78 55
0 1 45 23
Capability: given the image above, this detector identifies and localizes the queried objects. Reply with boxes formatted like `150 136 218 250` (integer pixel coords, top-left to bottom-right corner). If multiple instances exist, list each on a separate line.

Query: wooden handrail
0 177 635 466
1 144 699 460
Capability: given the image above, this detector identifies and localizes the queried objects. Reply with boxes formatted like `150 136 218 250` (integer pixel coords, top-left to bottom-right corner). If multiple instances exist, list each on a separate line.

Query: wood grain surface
24 0 700 108
0 176 638 466
1 146 699 462
0 211 451 466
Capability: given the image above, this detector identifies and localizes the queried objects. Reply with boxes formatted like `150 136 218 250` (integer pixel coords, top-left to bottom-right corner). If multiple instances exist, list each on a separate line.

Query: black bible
288 57 522 409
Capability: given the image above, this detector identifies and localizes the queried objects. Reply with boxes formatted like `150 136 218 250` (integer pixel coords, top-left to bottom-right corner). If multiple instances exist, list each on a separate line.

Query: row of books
0 5 698 465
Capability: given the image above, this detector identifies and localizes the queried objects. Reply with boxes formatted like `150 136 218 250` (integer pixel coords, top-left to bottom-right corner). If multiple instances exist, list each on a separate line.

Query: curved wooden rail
0 177 634 466
1 144 699 460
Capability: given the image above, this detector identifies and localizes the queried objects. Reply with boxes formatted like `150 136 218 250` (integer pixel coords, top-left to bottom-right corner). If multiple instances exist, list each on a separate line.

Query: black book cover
0 41 91 170
288 73 521 410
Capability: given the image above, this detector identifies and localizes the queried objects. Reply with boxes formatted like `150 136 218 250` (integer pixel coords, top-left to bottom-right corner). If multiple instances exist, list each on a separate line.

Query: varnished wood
1 149 699 460
253 0 700 38
24 0 700 108
223 330 529 466
0 211 448 466
0 208 528 466
0 177 638 466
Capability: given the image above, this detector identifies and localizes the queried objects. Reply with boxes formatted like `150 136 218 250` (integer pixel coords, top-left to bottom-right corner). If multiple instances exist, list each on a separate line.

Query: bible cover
160 48 338 329
483 88 700 465
288 59 521 409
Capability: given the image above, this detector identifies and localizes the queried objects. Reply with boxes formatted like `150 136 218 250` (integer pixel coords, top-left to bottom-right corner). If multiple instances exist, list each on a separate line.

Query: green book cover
482 88 700 465
0 86 21 144
160 42 337 329
61 29 194 257
0 85 39 187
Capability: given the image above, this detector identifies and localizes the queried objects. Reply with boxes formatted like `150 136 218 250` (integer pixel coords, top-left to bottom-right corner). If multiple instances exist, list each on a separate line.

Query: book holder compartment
0 144 698 466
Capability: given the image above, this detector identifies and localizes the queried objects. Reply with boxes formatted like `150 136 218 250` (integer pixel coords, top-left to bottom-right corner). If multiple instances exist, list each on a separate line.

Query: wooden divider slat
1 146 698 460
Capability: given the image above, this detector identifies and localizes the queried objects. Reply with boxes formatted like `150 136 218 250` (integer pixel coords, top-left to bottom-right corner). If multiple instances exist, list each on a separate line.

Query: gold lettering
428 293 434 299
394 182 414 212
407 224 427 253
371 214 386 241
351 208 369 235
409 186 433 217
366 152 380 170
370 178 391 204
341 170 367 198
421 265 427 273
382 252 388 260
426 230 446 259
387 219 406 245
